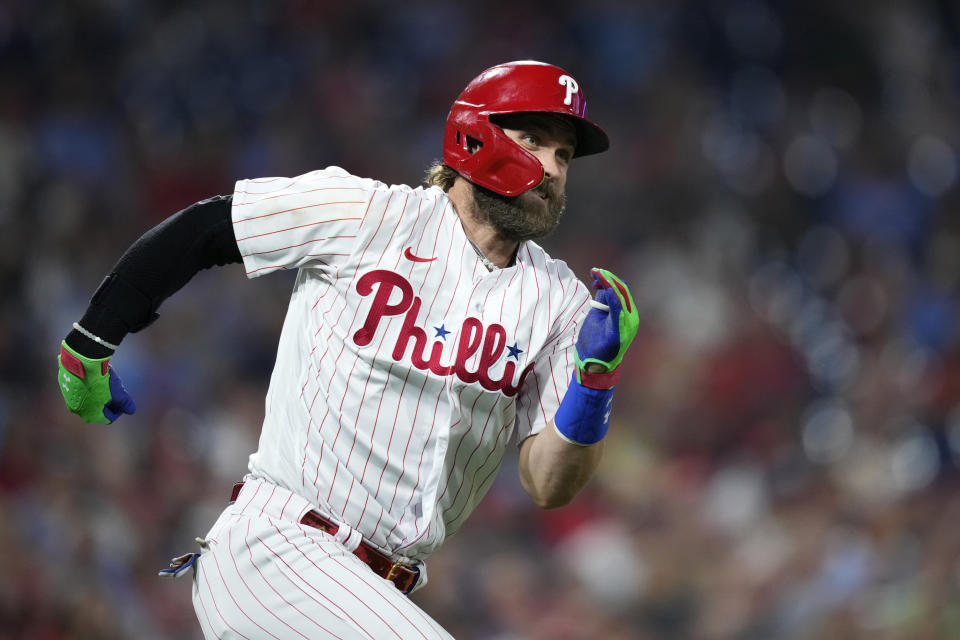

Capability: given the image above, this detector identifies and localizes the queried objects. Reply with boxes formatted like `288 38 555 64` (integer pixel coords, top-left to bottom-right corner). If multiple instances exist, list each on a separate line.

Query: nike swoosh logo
404 247 437 263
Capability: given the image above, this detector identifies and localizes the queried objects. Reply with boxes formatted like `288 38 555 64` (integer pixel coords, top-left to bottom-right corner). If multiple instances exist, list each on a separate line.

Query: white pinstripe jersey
231 166 591 561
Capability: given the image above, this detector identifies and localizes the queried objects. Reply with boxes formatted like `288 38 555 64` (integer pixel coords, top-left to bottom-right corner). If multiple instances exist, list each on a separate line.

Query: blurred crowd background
2 0 960 638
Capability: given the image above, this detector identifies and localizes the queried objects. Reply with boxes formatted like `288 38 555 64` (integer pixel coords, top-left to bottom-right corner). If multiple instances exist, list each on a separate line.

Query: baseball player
57 60 639 639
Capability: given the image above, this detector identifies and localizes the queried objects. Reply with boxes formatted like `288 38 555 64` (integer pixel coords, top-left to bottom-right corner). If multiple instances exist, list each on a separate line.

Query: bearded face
459 112 576 242
470 178 567 242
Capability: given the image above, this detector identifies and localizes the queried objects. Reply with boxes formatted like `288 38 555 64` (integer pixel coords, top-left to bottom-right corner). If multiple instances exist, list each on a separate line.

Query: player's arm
518 385 605 509
517 268 638 508
58 196 241 424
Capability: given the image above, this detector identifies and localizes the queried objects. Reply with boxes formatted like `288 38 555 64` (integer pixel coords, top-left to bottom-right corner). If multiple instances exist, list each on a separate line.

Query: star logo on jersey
506 342 524 360
404 247 437 263
434 324 450 340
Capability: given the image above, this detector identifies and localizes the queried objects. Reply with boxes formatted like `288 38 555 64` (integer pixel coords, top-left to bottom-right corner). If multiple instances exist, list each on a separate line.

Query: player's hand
57 341 136 424
575 268 639 375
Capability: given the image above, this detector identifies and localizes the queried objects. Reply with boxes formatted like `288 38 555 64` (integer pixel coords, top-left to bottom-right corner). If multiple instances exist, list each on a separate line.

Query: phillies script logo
352 270 533 396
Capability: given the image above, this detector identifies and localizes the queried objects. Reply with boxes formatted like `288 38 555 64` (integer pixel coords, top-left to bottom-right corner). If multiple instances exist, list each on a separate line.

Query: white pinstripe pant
191 478 452 640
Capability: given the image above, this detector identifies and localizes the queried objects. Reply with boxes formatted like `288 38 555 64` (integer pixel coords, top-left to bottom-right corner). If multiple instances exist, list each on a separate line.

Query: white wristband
72 322 119 351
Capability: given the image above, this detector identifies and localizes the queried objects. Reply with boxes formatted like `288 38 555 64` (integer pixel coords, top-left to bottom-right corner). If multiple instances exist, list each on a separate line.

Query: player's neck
448 179 520 270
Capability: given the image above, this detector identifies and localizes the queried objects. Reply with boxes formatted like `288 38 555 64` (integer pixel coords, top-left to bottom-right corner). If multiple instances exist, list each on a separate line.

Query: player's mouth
532 187 550 202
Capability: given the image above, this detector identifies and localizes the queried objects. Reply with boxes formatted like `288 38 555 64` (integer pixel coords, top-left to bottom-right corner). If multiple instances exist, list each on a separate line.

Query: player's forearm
66 195 241 357
518 425 604 509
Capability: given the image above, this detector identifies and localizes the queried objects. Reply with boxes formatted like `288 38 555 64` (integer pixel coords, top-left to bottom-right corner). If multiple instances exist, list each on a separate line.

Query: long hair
423 162 459 192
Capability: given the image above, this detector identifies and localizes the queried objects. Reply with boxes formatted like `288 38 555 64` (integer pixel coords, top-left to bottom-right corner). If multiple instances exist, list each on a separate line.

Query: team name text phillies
352 269 533 396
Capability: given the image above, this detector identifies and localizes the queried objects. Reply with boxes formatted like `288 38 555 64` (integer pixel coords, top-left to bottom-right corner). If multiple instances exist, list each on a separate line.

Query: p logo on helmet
558 75 579 106
443 60 609 197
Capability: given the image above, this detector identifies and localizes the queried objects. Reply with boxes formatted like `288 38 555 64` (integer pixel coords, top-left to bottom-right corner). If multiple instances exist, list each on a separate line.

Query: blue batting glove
574 268 639 378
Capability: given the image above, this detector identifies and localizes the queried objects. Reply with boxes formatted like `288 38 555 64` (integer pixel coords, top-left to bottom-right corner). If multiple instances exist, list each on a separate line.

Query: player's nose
536 148 564 179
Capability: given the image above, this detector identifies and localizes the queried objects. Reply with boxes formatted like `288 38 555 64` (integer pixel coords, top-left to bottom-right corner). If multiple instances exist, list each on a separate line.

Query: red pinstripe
245 257 347 276
536 364 552 426
339 325 391 465
320 193 408 510
446 419 513 523
335 322 390 509
259 524 375 639
233 186 366 207
392 388 445 547
243 173 309 188
310 269 339 311
210 541 280 639
478 270 500 313
381 373 431 516
357 359 397 485
405 198 443 289
237 482 263 515
337 194 411 479
259 485 278 518
371 367 413 500
369 199 450 540
234 203 364 225
326 347 364 453
198 555 251 640
246 176 286 184
236 218 362 243
430 213 469 320
242 521 345 640
373 370 439 539
440 395 503 515
308 217 397 503
230 525 310 639
558 298 591 338
499 267 521 321
514 258 526 336
475 435 511 492
544 256 554 338
242 236 355 258
549 350 563 406
323 556 433 640
279 491 293 521
276 523 405 639
193 574 226 640
518 369 538 436
239 172 360 196
524 245 543 355
295 528 434 640
299 261 368 485
380 220 470 547
434 391 486 505
331 191 425 515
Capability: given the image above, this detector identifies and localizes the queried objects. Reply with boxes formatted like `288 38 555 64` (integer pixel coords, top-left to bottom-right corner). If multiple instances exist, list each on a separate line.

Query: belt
230 482 419 595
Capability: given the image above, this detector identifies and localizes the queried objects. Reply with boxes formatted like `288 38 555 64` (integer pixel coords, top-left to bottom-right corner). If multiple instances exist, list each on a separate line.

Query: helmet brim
487 110 609 158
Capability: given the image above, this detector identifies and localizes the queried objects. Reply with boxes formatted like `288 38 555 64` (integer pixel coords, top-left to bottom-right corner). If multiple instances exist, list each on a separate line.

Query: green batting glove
58 341 136 424
574 268 639 376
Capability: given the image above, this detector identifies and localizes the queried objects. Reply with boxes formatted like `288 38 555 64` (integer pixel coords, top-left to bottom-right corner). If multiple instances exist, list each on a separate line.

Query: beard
470 180 567 242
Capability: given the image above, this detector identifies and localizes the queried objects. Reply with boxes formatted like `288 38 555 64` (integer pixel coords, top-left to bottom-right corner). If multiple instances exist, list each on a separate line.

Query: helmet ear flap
443 118 544 196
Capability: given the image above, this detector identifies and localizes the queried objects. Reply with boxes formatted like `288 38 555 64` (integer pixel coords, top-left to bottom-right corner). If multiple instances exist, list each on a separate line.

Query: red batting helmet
443 60 609 197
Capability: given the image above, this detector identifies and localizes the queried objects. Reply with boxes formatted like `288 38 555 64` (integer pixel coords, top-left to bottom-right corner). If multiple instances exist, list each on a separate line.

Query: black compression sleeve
66 195 242 358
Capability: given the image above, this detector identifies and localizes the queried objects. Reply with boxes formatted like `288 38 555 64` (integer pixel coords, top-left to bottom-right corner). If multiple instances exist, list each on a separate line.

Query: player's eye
522 133 539 146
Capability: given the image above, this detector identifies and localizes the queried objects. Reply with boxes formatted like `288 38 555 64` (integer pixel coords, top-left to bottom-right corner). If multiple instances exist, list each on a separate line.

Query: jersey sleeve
231 166 377 278
513 273 592 443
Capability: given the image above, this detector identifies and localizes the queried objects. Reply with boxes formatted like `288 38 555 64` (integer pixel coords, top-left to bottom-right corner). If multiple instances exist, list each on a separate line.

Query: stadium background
2 1 960 638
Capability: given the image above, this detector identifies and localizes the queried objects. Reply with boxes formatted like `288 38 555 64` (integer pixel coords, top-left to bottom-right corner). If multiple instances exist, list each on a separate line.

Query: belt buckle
386 561 418 594
385 561 404 582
